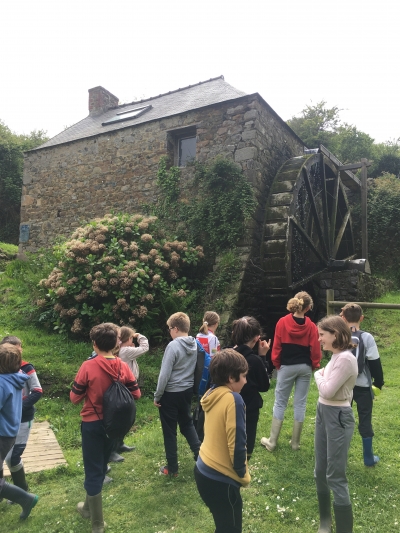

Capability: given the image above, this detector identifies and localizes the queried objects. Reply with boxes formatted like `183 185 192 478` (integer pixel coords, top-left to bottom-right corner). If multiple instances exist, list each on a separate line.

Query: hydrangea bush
37 213 203 335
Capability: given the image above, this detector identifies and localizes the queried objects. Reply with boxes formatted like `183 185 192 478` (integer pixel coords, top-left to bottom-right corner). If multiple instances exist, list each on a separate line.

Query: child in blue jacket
0 343 39 519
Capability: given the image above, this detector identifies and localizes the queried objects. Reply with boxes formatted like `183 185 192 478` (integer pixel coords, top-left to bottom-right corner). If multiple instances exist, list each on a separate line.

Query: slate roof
36 76 247 150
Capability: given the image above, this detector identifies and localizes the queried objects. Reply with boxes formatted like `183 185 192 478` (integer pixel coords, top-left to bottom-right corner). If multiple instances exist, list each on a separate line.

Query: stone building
20 76 304 253
20 76 387 332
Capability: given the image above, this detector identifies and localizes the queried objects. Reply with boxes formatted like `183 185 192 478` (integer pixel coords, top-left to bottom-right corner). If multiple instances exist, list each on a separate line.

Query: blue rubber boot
362 437 379 467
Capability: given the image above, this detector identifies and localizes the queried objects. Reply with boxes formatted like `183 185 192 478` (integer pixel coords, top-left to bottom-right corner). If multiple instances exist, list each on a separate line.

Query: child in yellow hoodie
194 348 250 533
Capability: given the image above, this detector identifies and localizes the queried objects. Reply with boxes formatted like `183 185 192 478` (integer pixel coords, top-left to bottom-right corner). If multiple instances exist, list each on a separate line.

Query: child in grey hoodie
154 312 201 476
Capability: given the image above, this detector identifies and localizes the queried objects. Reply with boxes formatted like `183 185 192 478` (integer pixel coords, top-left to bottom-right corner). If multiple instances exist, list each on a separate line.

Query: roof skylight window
102 105 152 126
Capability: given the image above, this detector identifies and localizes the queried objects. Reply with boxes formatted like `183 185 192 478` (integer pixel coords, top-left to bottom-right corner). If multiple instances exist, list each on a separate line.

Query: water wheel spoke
320 153 331 255
302 168 329 258
329 170 340 248
332 210 351 257
289 215 327 265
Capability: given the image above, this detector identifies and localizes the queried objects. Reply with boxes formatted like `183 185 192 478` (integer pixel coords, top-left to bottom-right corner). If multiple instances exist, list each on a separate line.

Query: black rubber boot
333 503 353 533
117 442 136 453
0 481 39 520
317 492 332 532
0 469 3 503
11 465 29 492
108 451 124 463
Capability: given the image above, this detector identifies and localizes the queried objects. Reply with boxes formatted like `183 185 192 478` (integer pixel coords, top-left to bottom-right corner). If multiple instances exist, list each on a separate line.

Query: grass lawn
1 258 399 532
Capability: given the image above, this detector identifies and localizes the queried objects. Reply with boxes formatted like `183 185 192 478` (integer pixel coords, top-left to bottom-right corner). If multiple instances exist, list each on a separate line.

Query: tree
0 121 48 243
287 101 341 151
287 102 375 164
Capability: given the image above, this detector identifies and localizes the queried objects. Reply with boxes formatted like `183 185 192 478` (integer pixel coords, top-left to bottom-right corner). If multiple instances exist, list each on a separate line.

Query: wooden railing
326 289 400 315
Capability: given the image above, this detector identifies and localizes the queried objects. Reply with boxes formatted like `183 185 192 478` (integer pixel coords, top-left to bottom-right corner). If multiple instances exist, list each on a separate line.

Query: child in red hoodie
261 292 321 452
70 323 140 533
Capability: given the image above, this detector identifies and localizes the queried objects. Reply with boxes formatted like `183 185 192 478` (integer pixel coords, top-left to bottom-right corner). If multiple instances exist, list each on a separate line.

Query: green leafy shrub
152 157 255 254
37 213 204 336
367 174 400 283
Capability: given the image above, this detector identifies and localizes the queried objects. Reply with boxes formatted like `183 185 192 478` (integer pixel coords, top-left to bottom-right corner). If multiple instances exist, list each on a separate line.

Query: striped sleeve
70 365 88 404
227 392 247 478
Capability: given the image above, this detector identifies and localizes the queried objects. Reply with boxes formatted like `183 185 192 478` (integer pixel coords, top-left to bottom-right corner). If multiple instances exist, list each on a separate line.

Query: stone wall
313 270 394 318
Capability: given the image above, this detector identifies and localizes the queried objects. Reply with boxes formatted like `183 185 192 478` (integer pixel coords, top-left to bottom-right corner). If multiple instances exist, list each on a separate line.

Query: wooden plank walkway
3 421 67 476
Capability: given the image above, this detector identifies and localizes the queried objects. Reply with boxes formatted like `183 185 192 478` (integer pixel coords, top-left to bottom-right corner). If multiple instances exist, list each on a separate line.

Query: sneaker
103 475 113 485
159 466 178 477
109 452 125 463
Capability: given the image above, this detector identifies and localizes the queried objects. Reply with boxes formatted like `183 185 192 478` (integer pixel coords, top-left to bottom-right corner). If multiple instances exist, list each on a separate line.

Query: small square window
178 136 196 167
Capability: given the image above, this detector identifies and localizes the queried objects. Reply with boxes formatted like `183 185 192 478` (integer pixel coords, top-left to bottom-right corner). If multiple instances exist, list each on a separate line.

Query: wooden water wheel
261 152 356 315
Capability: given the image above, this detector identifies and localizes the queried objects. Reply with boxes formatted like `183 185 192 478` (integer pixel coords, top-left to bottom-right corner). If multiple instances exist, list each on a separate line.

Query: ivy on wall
151 156 255 255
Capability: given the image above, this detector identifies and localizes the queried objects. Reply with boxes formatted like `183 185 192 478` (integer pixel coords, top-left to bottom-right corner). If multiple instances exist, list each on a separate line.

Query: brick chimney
88 86 119 116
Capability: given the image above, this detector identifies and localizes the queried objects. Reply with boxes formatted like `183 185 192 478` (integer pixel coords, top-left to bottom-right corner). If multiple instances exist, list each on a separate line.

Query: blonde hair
167 312 190 333
287 291 313 313
120 326 136 344
199 311 220 334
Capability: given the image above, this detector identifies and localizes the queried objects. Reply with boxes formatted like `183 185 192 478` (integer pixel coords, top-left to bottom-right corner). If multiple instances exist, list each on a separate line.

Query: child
196 311 220 356
119 326 149 381
0 343 39 519
231 316 270 461
261 292 321 452
0 336 43 494
70 323 141 533
115 326 149 455
340 303 384 466
314 316 358 533
195 348 250 533
154 312 201 477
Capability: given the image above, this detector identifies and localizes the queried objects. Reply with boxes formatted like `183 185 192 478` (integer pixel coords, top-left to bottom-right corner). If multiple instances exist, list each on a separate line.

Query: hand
154 400 161 408
133 333 140 339
258 339 271 356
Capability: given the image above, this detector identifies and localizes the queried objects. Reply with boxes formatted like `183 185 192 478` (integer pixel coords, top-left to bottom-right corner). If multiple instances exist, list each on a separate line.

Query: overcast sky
1 0 399 144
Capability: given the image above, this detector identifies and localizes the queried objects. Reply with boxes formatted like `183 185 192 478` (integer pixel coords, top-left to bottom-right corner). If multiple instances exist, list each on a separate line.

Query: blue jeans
81 420 116 495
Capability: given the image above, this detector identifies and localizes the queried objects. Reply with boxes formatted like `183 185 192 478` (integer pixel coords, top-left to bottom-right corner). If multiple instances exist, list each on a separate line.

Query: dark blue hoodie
0 372 29 437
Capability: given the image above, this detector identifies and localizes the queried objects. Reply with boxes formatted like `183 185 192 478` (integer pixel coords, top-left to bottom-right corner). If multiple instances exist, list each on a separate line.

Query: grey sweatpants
273 364 312 422
314 402 355 506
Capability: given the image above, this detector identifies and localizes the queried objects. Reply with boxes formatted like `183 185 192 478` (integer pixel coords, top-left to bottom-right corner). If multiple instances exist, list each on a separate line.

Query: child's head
210 348 248 386
167 312 190 334
119 326 136 344
287 291 313 314
231 316 262 346
90 323 119 352
340 303 363 324
199 311 220 334
0 335 23 354
0 343 22 373
317 316 353 352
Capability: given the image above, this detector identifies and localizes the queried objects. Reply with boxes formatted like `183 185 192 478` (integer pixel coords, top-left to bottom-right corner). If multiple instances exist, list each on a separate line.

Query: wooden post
326 289 335 315
361 158 368 260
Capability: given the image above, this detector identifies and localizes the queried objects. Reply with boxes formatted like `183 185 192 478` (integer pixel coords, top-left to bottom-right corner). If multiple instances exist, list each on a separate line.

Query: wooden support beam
361 158 368 260
326 289 335 315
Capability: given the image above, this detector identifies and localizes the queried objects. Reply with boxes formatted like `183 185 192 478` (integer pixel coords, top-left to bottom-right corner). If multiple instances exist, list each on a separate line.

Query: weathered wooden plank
2 421 67 477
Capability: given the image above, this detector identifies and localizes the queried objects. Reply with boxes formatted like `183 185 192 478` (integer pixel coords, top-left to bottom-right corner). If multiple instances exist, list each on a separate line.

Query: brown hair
317 316 354 351
119 326 136 344
167 312 190 333
210 348 248 386
199 311 220 334
0 343 22 373
90 323 119 352
0 335 22 346
231 316 262 346
340 303 363 323
287 291 313 313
